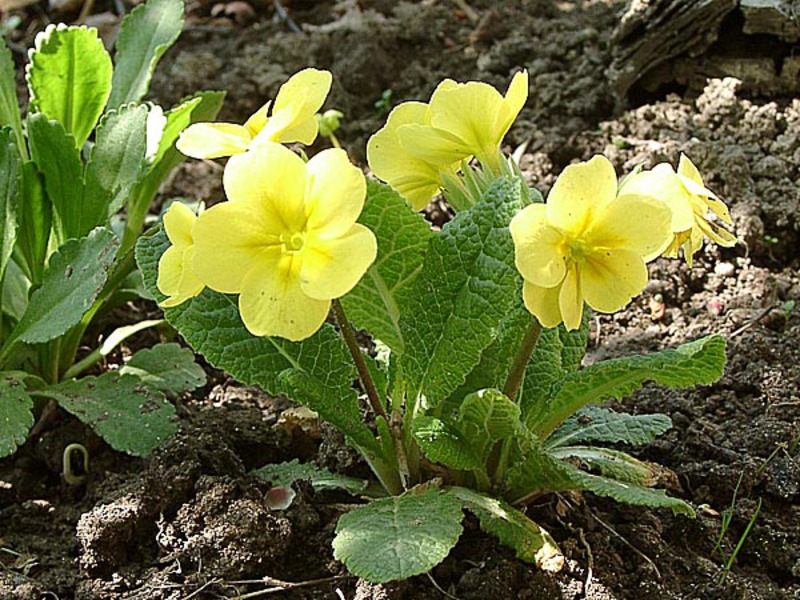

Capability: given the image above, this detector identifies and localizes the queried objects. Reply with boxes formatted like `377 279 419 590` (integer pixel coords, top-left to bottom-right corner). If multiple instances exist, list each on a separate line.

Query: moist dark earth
2 0 800 598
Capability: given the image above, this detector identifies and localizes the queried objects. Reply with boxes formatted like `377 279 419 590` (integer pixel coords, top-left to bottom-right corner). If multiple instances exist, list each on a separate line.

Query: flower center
566 237 591 262
281 231 305 253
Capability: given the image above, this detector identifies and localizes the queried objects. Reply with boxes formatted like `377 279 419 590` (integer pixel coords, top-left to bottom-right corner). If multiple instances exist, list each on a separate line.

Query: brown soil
2 1 799 599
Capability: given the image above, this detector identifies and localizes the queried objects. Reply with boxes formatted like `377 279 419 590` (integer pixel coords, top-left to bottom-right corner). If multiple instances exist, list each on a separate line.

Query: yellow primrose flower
191 143 377 341
157 202 204 308
621 154 736 266
367 101 463 211
509 155 672 330
396 70 528 173
176 68 332 159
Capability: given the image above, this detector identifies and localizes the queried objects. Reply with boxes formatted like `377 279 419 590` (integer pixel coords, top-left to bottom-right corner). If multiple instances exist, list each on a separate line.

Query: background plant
0 0 222 460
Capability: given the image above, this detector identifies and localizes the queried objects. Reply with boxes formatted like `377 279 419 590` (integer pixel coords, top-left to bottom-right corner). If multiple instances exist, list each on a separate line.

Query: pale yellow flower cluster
158 69 376 341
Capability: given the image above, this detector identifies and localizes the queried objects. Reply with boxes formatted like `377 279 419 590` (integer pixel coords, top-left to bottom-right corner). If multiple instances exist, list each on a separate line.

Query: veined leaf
0 373 33 458
38 371 176 456
108 0 184 109
332 486 464 583
412 415 483 471
119 342 206 395
135 226 378 453
549 446 665 486
252 459 371 496
0 129 20 280
26 24 112 148
547 407 672 449
341 181 431 353
0 41 24 156
529 335 726 439
458 388 520 463
26 113 84 241
16 162 50 284
447 486 563 571
83 103 149 228
399 177 524 408
9 228 118 345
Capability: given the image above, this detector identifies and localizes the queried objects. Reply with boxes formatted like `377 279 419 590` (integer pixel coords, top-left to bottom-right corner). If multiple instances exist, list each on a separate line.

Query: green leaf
10 228 118 345
17 162 50 283
399 177 524 408
413 415 483 471
333 486 464 583
341 181 431 352
0 41 24 156
252 459 370 495
547 407 672 449
83 103 149 227
2 261 30 323
550 446 666 486
39 371 177 456
0 128 20 280
529 335 727 439
26 113 85 240
0 373 33 458
26 25 112 148
108 0 184 109
447 486 563 570
459 389 520 446
135 226 378 453
119 342 206 394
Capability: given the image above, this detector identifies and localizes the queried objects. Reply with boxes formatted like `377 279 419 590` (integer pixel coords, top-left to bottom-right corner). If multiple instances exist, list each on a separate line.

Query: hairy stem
502 316 542 402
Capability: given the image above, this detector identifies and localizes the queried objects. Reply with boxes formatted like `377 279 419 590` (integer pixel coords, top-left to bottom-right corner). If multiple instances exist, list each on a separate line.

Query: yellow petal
243 100 272 137
192 202 281 294
162 202 196 249
158 246 204 307
305 148 367 238
621 166 695 234
587 193 672 261
503 71 529 130
299 224 378 300
580 248 648 314
274 115 319 146
547 155 618 234
223 144 308 233
558 265 584 331
509 203 567 287
522 280 563 328
176 123 252 159
696 217 737 248
238 252 330 340
396 123 473 166
677 153 704 187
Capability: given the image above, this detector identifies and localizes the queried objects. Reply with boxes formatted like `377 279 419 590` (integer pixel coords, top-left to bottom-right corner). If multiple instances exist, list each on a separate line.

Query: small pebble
714 262 735 277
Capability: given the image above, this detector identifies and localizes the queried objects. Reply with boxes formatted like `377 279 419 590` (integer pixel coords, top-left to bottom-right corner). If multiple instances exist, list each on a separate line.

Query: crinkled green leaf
26 113 84 240
341 181 431 353
413 415 483 471
0 373 33 458
0 41 24 156
459 389 520 445
447 486 563 570
135 226 378 453
0 128 20 280
119 342 206 394
529 335 726 439
108 0 184 109
83 103 149 227
26 25 112 147
550 446 665 486
547 406 672 449
40 372 176 456
10 227 118 344
333 486 464 583
399 177 524 408
252 459 370 495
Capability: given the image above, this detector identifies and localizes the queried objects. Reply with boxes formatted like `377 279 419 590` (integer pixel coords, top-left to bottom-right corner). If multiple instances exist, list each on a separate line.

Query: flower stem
502 316 542 402
332 299 387 421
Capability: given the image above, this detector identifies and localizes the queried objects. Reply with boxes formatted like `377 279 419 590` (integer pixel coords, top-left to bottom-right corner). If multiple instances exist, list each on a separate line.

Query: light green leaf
120 342 206 394
0 128 20 279
135 226 378 453
252 459 370 495
547 407 672 449
459 388 520 446
10 227 118 345
108 0 184 109
550 446 666 486
83 103 149 228
26 24 112 148
39 371 177 456
447 486 563 570
333 486 464 583
529 335 726 439
341 181 431 352
0 373 33 458
412 415 483 471
16 162 50 284
2 261 30 323
26 113 84 240
399 177 524 408
0 41 24 156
